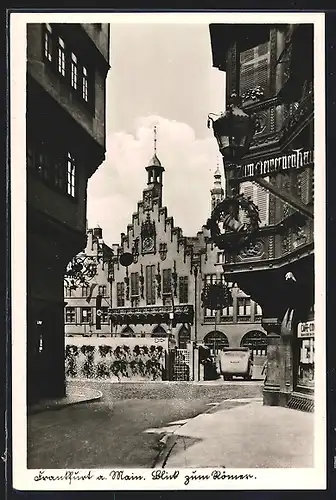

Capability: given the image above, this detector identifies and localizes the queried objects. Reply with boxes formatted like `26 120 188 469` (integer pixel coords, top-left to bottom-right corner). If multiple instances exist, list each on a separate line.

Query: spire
211 159 224 211
146 124 162 168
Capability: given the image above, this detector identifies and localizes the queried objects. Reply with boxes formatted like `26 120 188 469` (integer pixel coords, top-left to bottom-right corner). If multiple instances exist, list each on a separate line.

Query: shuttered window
239 42 270 97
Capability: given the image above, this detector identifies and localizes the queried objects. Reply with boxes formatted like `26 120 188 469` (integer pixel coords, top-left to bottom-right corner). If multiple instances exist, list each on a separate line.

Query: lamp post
207 92 256 181
207 93 261 253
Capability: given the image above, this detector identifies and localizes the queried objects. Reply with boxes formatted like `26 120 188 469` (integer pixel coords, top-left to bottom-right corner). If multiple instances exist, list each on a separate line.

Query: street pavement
27 380 263 469
157 399 314 468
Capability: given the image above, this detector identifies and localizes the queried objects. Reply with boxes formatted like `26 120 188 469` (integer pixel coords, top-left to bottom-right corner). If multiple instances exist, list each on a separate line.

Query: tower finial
154 125 157 154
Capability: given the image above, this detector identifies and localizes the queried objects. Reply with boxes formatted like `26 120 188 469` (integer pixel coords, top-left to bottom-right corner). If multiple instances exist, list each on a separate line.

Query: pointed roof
147 153 162 168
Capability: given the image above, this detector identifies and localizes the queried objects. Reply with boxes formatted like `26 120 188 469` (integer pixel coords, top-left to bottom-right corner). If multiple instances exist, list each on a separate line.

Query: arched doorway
240 330 267 356
151 325 167 337
204 331 229 354
178 325 190 349
121 326 135 337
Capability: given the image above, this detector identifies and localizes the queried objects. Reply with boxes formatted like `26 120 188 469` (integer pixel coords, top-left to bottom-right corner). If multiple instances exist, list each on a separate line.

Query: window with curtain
146 265 156 305
98 285 106 296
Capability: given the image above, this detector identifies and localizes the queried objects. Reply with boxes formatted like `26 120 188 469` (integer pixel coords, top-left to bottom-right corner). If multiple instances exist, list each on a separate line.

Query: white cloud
87 115 222 247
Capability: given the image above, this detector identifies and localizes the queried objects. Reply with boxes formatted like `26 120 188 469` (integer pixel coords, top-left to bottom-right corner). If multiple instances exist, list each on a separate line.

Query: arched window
240 330 267 356
151 325 167 337
178 325 190 349
121 326 135 337
204 331 229 354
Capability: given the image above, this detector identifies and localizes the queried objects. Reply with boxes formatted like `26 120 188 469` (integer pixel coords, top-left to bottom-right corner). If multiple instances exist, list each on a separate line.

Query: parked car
218 347 254 381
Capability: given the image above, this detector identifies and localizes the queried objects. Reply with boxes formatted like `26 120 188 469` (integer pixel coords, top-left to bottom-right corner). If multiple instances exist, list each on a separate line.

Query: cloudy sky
87 22 225 247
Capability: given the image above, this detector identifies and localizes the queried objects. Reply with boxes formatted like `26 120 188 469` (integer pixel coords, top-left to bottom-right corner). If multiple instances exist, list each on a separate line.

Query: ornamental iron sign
206 193 260 254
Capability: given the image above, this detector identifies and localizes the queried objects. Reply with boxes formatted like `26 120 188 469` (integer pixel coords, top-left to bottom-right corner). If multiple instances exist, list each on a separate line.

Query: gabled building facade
64 143 267 375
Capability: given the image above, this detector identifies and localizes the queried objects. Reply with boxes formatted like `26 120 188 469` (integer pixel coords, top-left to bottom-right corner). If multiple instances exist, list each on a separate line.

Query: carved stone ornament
159 242 168 261
141 212 156 254
238 240 265 260
293 226 308 248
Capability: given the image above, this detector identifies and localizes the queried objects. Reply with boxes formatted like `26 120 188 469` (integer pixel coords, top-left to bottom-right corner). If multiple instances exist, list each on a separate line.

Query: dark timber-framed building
26 23 110 403
209 23 314 410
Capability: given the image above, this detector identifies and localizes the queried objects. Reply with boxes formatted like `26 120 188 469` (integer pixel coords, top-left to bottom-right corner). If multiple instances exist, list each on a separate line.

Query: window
217 252 225 264
117 282 125 307
57 37 66 76
67 152 76 197
71 52 78 89
130 273 139 297
65 307 76 323
204 308 216 318
179 276 189 304
239 41 270 99
238 298 251 316
44 24 53 62
54 156 66 190
221 305 234 317
82 286 89 297
81 307 92 323
64 286 72 297
162 269 172 296
82 66 88 101
100 307 109 323
146 265 156 305
205 273 217 285
98 285 106 296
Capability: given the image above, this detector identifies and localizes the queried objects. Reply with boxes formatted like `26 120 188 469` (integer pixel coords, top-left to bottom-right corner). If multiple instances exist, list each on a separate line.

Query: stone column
262 317 281 406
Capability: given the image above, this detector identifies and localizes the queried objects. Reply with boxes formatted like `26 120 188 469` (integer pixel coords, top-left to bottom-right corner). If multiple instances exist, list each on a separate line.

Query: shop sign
297 321 315 338
236 148 314 181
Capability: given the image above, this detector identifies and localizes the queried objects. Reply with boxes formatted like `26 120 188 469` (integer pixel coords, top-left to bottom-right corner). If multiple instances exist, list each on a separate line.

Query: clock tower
143 125 165 210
